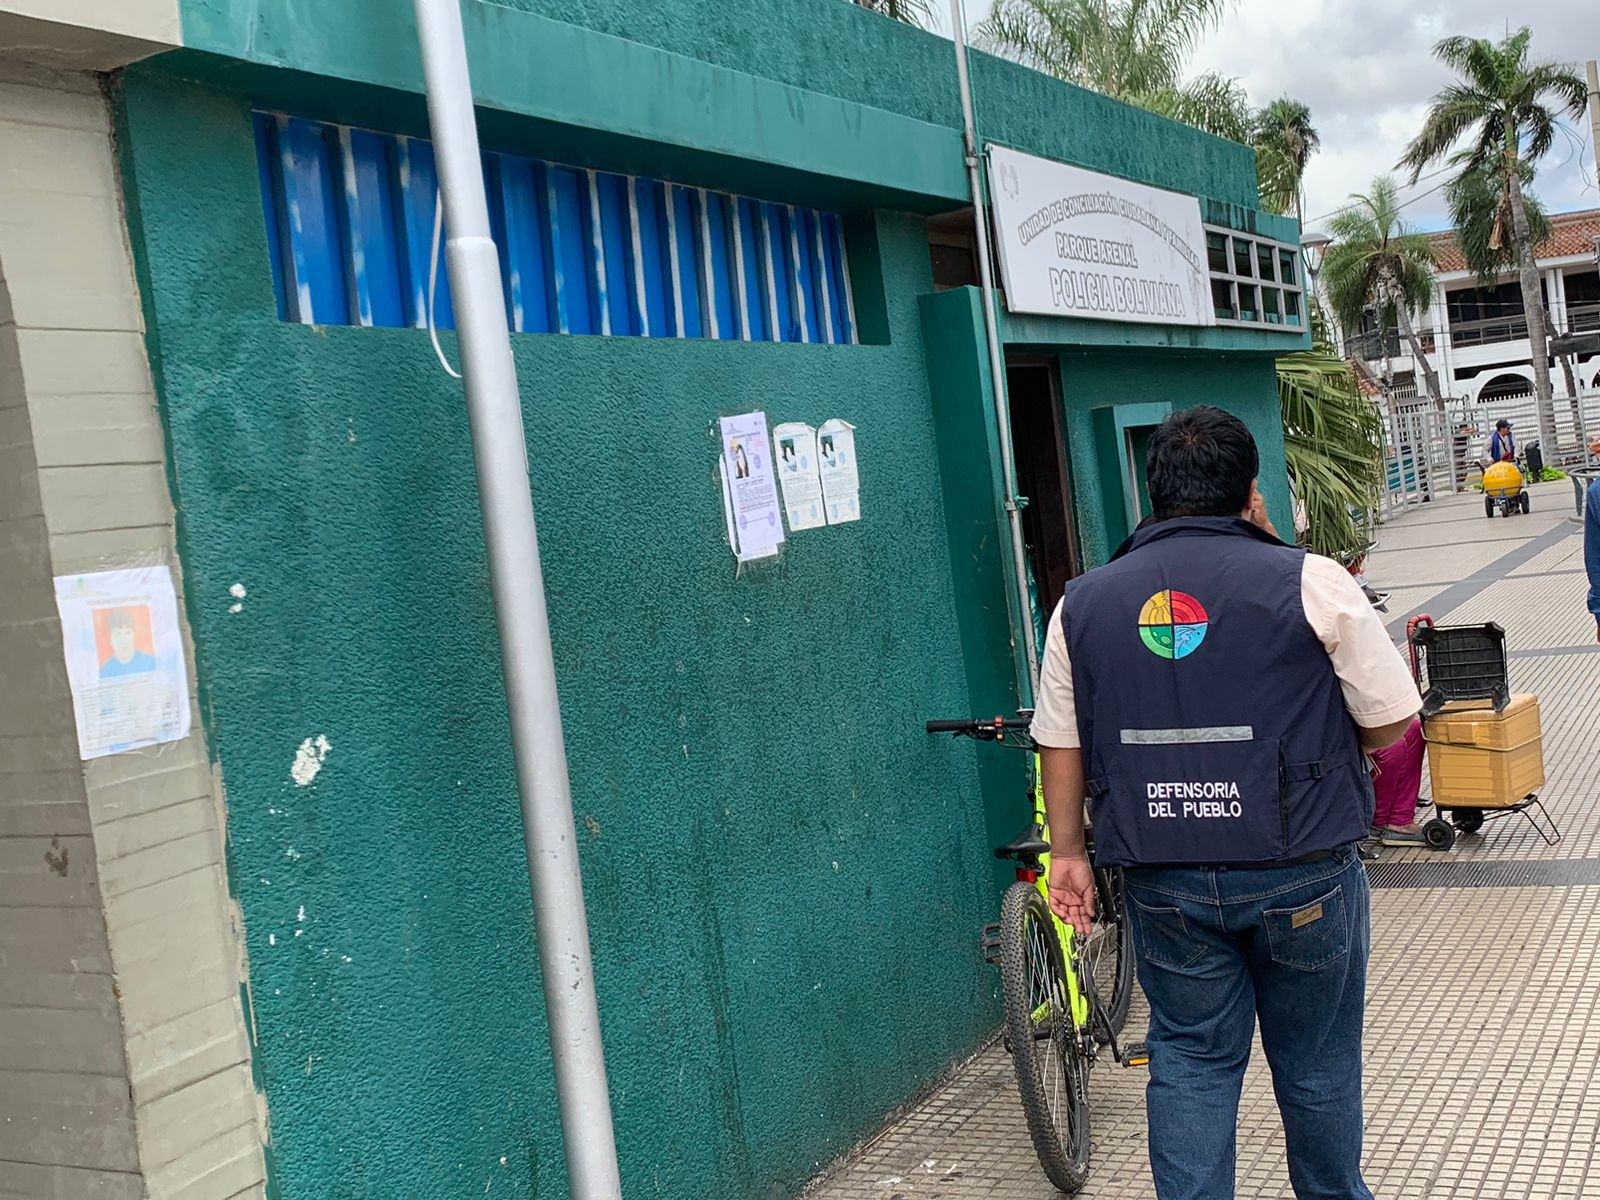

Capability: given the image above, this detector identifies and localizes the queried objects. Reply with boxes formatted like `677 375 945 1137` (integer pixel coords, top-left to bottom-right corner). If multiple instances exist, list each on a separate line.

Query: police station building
0 1 1307 1196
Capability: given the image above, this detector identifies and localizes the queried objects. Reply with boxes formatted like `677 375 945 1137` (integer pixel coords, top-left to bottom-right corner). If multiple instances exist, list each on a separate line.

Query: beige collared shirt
1030 552 1420 749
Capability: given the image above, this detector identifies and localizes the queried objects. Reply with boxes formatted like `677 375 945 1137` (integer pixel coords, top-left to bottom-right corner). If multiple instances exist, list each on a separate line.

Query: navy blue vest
1060 517 1373 868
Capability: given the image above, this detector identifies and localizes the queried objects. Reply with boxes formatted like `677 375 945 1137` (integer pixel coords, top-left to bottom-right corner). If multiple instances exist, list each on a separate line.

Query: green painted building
0 2 1306 1197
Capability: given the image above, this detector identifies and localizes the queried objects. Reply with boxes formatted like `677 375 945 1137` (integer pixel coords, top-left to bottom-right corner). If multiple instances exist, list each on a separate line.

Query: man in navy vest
1031 406 1419 1200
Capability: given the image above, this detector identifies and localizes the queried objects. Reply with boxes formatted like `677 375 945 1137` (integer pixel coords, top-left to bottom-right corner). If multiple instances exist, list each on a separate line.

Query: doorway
1006 360 1082 630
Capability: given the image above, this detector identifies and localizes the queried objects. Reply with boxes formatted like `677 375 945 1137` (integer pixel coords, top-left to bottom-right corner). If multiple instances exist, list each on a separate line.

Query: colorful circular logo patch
1137 590 1210 660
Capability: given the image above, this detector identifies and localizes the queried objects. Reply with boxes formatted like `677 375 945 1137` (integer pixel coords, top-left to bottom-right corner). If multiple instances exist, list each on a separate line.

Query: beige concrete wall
0 68 265 1200
0 1 179 70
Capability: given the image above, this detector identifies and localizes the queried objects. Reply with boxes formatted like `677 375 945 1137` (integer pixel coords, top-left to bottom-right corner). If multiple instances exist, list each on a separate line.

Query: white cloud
934 0 1600 231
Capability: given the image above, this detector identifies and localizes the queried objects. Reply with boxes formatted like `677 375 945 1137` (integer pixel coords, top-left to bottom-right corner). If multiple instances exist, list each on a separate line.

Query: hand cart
1406 616 1560 850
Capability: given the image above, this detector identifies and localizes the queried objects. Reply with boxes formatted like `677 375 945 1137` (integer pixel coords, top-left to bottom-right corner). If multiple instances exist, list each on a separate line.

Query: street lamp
1299 228 1333 346
1300 228 1332 290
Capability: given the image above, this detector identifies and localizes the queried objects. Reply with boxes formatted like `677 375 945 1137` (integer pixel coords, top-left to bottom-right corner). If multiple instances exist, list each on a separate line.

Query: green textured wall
175 0 1261 214
1059 354 1290 567
116 68 1003 1200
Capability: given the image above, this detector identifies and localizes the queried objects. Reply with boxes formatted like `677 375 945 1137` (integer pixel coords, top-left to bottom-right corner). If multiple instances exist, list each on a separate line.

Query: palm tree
1253 98 1319 218
976 0 1230 99
1133 71 1254 142
1398 27 1587 449
1280 305 1383 561
1443 161 1581 401
853 0 934 23
1320 177 1444 405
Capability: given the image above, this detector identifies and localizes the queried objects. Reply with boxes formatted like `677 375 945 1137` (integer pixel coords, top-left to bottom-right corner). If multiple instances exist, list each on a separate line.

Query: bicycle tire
1085 867 1134 1041
998 882 1091 1193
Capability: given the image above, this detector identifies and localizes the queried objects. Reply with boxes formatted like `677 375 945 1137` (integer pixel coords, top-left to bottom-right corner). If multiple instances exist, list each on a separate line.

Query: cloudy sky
931 0 1599 232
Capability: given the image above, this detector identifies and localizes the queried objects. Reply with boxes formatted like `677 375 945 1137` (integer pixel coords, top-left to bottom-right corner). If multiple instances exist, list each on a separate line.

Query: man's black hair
1495 419 1511 430
1146 405 1259 521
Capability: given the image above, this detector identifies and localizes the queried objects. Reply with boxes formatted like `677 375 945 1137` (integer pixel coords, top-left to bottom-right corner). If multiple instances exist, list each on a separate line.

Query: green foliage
976 0 1231 98
1132 72 1254 141
1537 466 1567 482
1253 97 1320 217
1443 157 1551 287
1399 29 1588 183
852 0 934 24
1319 176 1438 334
1279 307 1383 561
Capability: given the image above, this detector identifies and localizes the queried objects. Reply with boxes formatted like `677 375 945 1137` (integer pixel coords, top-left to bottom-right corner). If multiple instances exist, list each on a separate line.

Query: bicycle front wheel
999 882 1091 1193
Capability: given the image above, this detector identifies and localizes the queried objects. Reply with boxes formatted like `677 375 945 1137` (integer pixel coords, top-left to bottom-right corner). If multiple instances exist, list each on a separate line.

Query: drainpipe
948 0 1040 705
410 2 623 1197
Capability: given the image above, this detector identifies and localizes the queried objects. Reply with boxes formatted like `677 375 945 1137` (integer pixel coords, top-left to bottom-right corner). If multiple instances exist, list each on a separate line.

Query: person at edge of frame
1585 434 1600 643
1031 405 1421 1200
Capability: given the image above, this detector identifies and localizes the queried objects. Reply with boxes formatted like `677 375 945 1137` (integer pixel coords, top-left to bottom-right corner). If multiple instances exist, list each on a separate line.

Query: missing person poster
53 566 192 759
719 411 786 561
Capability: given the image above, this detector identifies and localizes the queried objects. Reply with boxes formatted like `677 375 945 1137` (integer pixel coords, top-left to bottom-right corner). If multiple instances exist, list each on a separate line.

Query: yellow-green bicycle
927 712 1142 1193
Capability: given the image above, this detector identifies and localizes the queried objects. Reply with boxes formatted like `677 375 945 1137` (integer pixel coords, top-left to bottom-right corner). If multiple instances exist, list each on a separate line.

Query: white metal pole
410 3 623 1196
948 0 1040 704
1586 62 1600 194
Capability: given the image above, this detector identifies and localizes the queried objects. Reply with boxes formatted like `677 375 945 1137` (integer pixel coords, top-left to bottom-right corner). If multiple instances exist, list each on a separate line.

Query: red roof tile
1428 207 1600 274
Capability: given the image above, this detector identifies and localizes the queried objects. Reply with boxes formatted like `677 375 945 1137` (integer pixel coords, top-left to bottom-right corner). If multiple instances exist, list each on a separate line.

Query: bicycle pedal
1118 1041 1150 1068
979 922 1002 964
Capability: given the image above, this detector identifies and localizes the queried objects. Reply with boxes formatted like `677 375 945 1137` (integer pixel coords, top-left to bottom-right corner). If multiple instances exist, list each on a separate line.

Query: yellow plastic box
1423 694 1545 809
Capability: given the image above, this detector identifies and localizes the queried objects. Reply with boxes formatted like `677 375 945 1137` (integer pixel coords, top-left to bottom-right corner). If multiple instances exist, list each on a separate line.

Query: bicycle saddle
994 827 1050 862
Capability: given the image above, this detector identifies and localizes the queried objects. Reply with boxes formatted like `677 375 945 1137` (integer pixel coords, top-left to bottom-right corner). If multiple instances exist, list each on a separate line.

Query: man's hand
1047 853 1097 934
1247 488 1279 539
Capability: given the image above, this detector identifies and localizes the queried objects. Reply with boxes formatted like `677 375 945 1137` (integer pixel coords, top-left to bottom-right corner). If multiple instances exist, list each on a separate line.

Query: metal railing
1374 388 1600 523
1446 302 1600 349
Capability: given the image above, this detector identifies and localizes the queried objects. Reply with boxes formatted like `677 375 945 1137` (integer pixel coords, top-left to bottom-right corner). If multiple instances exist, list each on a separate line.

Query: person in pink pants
1370 718 1427 845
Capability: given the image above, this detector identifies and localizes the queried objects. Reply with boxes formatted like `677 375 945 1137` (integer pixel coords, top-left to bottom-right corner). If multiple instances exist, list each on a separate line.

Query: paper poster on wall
719 411 785 561
817 418 861 524
719 456 778 562
771 422 826 531
53 566 192 759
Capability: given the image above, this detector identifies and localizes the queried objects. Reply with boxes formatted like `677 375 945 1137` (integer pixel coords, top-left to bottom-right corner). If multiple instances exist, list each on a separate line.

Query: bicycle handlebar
924 715 1034 737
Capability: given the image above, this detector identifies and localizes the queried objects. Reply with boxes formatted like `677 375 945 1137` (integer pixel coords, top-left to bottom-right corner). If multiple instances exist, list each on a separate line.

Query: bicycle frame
1023 751 1091 1032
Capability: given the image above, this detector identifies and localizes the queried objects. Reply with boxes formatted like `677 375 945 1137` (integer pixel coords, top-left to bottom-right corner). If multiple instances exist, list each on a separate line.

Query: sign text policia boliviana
986 145 1215 328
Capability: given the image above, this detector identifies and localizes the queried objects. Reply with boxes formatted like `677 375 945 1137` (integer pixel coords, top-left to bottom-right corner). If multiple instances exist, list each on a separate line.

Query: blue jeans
1125 845 1374 1200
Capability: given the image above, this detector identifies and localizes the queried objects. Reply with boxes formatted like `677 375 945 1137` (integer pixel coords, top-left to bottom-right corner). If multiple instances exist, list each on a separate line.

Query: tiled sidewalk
809 486 1600 1200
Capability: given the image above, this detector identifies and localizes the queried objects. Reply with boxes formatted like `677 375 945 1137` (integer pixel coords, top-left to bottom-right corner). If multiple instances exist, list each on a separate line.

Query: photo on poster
53 566 192 759
817 418 861 524
771 421 825 531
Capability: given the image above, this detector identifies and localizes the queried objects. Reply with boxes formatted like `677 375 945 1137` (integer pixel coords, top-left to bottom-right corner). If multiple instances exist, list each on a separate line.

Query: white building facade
1344 208 1600 407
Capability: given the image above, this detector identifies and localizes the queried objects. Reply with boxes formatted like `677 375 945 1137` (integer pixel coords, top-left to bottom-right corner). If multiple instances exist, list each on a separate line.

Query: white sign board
987 145 1214 327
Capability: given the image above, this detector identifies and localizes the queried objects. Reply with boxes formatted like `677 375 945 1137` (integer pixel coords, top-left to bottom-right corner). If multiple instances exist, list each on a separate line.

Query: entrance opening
1007 360 1082 632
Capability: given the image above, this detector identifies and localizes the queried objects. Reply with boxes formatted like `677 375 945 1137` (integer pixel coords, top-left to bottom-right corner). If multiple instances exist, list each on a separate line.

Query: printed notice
817 418 861 524
771 422 825 531
720 411 785 560
53 566 192 759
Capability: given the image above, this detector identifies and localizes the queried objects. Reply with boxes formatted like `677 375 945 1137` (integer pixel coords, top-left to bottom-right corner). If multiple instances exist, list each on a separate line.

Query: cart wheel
1520 492 1531 514
1450 810 1485 835
1485 496 1495 518
1423 818 1456 850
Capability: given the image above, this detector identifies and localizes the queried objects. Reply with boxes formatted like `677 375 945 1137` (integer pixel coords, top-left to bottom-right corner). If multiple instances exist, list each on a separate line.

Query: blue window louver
252 113 858 346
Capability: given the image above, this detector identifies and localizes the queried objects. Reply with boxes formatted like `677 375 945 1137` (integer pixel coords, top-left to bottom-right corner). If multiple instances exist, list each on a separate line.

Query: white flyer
817 418 861 524
771 422 826 531
52 566 192 760
719 411 785 560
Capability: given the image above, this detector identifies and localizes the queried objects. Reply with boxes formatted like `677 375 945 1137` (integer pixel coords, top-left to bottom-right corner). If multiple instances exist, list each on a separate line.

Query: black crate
1409 623 1510 716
